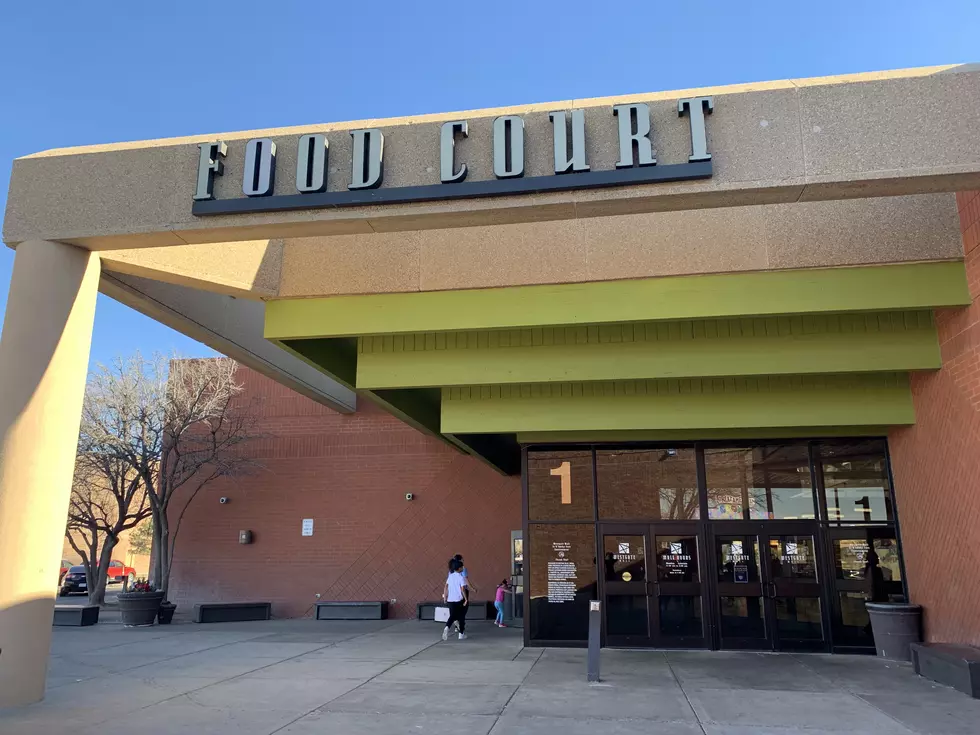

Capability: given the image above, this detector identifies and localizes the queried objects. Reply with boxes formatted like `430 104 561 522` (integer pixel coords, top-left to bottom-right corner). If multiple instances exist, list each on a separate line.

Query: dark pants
445 600 466 633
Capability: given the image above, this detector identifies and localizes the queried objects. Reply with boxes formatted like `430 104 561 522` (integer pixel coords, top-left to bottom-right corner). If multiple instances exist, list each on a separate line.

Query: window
818 440 893 523
527 450 594 521
602 534 646 582
596 449 699 520
704 445 815 520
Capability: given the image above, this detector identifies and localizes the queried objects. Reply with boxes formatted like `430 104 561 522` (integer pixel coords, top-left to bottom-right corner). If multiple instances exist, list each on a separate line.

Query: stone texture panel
418 219 589 291
167 368 520 619
766 193 961 269
277 195 961 297
280 234 421 296
888 189 980 646
101 240 283 298
6 66 980 249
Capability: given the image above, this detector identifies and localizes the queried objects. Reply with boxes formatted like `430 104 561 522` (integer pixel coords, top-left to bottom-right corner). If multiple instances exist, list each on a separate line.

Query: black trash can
866 602 922 661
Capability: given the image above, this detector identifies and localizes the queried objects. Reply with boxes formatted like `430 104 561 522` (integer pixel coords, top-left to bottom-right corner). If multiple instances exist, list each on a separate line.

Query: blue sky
1 1 978 368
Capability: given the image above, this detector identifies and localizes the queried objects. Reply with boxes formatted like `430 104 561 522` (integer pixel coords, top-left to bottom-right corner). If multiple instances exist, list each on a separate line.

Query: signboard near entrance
547 542 578 603
191 98 715 216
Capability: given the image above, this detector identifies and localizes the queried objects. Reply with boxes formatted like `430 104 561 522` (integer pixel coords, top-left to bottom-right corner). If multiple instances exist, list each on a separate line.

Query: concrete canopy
5 62 980 709
3 63 979 469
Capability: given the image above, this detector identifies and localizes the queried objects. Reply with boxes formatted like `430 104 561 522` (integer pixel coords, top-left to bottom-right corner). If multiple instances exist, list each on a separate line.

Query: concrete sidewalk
1 619 978 734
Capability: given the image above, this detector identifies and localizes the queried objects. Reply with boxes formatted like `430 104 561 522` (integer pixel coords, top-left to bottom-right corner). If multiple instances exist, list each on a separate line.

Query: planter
866 602 922 661
118 591 164 627
158 601 177 625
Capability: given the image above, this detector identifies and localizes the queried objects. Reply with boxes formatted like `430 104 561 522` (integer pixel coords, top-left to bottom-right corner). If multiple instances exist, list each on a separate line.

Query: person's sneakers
458 632 467 640
442 626 449 641
452 621 460 633
498 623 508 628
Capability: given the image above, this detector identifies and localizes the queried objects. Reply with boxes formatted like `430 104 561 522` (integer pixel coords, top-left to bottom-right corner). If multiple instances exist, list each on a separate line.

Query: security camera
405 493 414 501
219 497 229 504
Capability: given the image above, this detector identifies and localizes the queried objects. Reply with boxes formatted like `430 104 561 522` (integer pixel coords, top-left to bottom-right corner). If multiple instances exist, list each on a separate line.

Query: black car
59 566 89 596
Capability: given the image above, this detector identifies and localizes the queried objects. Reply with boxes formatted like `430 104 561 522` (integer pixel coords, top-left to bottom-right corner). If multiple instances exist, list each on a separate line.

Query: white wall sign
301 518 314 537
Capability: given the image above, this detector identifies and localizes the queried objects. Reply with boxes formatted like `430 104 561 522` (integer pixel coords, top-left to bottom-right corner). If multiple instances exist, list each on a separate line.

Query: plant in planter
117 578 164 627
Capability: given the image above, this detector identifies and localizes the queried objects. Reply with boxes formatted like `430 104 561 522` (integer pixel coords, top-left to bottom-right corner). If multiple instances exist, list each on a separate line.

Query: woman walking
453 554 478 594
442 558 469 641
448 554 477 635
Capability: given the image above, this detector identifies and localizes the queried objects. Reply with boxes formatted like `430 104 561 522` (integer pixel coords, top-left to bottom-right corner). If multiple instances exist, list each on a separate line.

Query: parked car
106 560 136 586
59 566 88 596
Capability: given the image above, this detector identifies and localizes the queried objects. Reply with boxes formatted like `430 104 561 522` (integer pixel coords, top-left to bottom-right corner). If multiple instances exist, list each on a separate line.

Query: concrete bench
417 600 492 621
911 643 980 698
53 604 100 626
193 602 271 624
315 601 388 620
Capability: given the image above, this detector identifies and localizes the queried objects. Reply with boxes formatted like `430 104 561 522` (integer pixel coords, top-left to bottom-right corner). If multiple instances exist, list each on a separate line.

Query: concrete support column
0 240 99 707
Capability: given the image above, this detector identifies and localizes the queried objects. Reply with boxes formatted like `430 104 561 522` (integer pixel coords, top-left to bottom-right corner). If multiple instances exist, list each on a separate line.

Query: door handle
766 582 777 599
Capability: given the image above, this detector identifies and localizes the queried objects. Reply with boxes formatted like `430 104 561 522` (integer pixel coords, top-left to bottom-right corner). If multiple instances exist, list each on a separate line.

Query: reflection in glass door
601 526 651 646
764 526 825 651
826 527 903 650
714 528 768 649
601 524 707 648
712 522 828 651
651 526 704 646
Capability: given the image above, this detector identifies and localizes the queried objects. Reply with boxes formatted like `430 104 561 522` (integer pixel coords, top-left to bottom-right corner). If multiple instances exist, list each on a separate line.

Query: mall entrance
524 441 906 653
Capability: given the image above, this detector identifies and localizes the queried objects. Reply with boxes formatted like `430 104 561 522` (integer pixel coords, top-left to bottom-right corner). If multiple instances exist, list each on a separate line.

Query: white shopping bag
434 606 450 622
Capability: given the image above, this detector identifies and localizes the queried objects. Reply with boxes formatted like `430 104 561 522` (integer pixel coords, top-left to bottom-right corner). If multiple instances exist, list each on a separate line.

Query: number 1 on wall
550 461 571 504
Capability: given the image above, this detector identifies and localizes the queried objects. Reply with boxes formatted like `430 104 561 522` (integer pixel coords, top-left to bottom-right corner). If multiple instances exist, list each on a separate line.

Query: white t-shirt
446 571 467 602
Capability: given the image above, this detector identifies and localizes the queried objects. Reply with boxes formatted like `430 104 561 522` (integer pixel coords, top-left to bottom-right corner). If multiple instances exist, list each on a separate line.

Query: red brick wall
168 369 521 618
888 190 980 646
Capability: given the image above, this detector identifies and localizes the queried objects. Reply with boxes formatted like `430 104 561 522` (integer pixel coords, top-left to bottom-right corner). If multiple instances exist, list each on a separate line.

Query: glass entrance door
714 525 768 648
712 522 828 651
826 527 903 651
764 524 826 651
650 525 705 646
600 523 706 648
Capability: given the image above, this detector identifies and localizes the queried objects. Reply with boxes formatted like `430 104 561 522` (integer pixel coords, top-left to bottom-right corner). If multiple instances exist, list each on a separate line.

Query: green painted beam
265 262 968 340
517 426 892 443
274 339 518 474
367 387 443 436
446 433 521 475
276 337 358 389
356 312 939 389
362 390 520 475
441 374 914 434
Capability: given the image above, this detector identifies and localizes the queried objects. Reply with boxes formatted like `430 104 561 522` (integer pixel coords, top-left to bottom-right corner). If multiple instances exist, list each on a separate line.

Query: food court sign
191 97 714 216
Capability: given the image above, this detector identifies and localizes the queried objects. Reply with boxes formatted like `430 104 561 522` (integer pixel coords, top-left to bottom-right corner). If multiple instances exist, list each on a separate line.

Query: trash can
865 602 922 661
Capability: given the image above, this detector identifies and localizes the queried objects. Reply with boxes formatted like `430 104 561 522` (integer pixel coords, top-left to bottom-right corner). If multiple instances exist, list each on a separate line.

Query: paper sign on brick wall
301 518 314 537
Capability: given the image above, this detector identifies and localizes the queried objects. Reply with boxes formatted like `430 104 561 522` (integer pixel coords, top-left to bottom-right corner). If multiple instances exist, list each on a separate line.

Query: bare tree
65 452 151 605
81 353 258 599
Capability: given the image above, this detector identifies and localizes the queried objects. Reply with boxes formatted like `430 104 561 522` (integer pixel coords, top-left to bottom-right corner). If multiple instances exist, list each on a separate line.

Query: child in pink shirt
494 580 511 627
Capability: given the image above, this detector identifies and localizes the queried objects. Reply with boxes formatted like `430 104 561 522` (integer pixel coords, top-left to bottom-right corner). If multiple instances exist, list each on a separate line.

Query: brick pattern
168 369 520 619
889 190 980 645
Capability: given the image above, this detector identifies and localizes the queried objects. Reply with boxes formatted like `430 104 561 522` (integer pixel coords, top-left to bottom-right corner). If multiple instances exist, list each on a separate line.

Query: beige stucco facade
2 64 980 704
5 65 980 254
0 241 99 706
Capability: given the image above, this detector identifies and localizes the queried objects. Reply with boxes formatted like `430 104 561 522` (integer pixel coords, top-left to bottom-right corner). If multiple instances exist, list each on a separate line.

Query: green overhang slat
355 312 940 389
265 262 968 340
440 374 914 435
